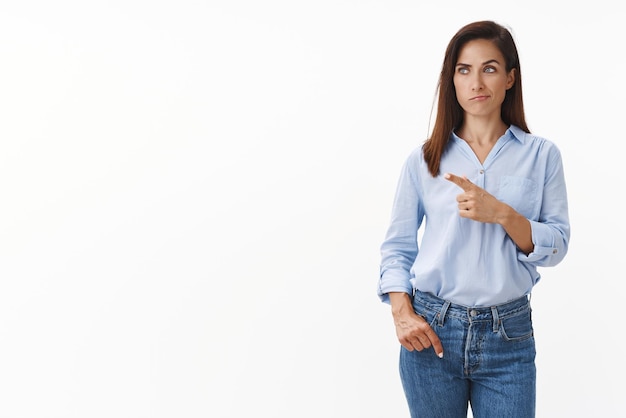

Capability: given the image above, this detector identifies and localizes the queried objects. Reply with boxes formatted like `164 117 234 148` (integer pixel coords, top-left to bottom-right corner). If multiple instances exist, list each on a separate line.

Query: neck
457 119 508 146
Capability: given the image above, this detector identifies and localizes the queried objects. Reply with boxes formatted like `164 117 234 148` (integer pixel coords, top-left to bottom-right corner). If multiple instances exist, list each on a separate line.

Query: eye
457 67 469 75
483 66 496 73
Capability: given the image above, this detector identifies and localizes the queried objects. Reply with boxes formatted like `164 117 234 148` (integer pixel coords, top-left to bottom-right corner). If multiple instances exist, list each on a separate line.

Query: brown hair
423 20 530 177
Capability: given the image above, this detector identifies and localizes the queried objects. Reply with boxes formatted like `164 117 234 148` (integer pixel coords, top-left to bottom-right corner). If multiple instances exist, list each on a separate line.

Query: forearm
389 292 414 319
497 202 533 255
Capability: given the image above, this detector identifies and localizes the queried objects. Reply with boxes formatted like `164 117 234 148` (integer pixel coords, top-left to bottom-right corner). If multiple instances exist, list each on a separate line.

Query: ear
506 68 516 90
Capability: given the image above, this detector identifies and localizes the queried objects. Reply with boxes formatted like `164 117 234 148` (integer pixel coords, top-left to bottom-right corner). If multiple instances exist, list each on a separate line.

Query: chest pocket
496 176 538 219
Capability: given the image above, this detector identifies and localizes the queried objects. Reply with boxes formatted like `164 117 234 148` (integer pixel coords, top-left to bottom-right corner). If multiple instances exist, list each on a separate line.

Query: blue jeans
400 290 536 418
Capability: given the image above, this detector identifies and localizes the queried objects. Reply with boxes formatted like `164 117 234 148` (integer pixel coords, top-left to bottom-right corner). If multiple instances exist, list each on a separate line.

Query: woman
378 21 570 417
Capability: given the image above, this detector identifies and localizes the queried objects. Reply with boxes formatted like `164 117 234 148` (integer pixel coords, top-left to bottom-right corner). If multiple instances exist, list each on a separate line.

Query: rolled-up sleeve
378 151 424 304
519 145 570 266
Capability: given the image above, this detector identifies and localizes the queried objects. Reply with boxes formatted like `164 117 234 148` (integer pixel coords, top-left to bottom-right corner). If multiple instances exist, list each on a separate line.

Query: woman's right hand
388 292 444 358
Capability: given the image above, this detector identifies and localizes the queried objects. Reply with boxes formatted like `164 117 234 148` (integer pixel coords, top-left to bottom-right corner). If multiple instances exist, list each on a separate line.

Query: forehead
456 39 505 64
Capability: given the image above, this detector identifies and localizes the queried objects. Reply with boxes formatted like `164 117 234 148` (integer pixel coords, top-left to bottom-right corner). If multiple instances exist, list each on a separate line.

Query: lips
470 95 489 101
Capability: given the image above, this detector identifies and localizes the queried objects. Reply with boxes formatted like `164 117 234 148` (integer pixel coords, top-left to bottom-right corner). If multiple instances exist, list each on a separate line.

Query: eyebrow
456 59 501 67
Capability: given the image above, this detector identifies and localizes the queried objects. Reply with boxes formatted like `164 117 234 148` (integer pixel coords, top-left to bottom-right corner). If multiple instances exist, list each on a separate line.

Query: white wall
0 1 621 417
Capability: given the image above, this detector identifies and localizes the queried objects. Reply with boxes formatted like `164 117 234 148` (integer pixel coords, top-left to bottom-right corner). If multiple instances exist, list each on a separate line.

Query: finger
411 339 426 351
444 172 474 192
415 334 432 349
424 328 444 358
400 341 414 352
400 338 422 352
400 335 423 352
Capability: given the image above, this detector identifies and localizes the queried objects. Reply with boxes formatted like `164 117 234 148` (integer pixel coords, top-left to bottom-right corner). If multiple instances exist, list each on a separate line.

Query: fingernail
438 352 444 358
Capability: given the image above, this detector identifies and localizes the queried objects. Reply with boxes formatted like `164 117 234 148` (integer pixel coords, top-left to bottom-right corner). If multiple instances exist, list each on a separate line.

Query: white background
0 1 622 417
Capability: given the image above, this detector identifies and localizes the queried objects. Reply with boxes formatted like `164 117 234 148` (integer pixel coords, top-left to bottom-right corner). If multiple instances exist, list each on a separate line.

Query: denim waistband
412 289 531 330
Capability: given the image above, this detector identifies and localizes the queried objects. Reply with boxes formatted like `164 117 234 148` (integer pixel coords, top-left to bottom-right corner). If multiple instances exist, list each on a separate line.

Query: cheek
495 78 510 92
496 82 510 100
453 76 462 91
454 88 464 108
453 78 464 99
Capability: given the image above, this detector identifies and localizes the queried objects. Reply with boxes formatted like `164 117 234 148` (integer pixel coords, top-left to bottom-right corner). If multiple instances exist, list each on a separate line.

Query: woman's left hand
444 172 504 224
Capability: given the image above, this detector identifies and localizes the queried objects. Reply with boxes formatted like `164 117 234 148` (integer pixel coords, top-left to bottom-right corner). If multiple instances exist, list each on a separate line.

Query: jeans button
470 310 478 317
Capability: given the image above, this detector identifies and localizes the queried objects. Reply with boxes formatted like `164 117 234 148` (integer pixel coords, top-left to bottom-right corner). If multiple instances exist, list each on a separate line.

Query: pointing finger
444 173 474 191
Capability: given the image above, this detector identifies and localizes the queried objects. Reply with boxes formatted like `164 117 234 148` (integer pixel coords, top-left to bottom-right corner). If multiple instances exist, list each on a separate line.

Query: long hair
423 20 530 177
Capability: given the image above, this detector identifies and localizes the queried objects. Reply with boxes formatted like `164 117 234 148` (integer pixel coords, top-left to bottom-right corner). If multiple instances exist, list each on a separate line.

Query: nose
471 73 484 91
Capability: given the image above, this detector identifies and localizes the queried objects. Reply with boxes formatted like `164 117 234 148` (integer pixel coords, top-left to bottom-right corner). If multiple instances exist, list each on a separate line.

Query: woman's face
453 39 515 119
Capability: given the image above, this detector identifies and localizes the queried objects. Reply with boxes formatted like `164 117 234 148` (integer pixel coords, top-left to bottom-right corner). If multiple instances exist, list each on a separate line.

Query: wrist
495 202 516 226
389 292 413 317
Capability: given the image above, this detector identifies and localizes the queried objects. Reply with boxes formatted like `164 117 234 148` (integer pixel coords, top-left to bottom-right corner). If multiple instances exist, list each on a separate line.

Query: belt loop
438 301 451 326
491 306 500 332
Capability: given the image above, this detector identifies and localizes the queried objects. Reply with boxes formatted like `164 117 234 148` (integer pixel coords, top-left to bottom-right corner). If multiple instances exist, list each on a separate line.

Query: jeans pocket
412 302 438 328
499 309 534 342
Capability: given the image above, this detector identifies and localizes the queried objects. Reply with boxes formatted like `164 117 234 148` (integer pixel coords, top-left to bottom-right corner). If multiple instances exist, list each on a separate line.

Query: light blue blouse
378 125 570 307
